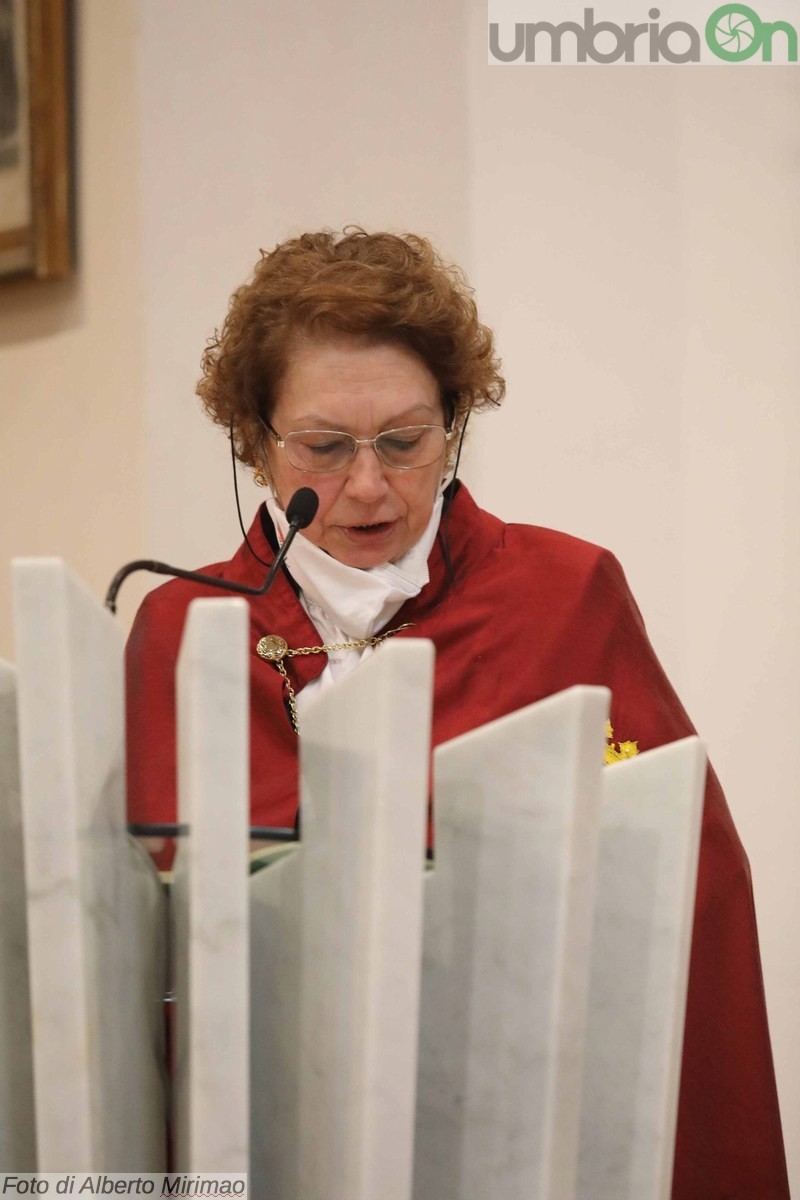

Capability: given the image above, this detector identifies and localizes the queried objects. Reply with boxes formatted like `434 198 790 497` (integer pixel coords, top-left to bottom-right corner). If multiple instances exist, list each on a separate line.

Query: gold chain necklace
256 622 414 734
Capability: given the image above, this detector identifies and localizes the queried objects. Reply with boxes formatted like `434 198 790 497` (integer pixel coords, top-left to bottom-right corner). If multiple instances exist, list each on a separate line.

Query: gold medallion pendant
256 635 289 662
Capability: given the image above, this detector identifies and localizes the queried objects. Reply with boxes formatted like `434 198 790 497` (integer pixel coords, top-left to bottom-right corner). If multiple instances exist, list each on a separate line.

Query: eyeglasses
266 423 454 473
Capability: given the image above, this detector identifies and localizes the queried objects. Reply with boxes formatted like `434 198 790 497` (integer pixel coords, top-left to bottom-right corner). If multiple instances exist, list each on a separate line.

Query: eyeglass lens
282 425 447 472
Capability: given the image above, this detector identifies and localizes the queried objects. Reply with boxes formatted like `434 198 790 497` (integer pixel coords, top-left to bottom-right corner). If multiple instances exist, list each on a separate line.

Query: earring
254 469 269 488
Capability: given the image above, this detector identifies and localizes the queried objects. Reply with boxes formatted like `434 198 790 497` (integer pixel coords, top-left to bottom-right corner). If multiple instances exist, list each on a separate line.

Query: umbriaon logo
706 2 795 59
488 4 799 63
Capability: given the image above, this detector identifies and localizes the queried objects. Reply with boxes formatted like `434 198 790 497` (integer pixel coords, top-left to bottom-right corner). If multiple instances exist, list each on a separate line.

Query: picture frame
0 0 72 281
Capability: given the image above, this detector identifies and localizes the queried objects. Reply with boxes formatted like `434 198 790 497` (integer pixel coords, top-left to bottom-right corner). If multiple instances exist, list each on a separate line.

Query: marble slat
172 598 250 1172
414 685 610 1200
576 737 706 1200
12 559 167 1170
249 844 301 1197
250 638 435 1200
0 661 36 1169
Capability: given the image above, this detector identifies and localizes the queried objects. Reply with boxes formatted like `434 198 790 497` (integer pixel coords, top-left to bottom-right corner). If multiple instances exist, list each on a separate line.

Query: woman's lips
339 520 398 543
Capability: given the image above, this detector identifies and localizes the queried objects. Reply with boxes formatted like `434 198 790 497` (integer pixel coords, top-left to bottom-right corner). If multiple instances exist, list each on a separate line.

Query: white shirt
264 490 444 718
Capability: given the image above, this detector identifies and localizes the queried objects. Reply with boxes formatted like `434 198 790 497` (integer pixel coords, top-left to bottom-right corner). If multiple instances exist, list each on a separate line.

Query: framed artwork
0 0 72 280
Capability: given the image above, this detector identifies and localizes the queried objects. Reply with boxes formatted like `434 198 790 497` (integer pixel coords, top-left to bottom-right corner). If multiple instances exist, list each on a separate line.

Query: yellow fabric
604 719 639 764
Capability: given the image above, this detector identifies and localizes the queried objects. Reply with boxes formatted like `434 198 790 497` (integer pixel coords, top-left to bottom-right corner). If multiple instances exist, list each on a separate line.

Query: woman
126 228 788 1198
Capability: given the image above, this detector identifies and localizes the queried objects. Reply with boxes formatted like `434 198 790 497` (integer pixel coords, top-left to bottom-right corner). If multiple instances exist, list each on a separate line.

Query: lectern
1 558 705 1199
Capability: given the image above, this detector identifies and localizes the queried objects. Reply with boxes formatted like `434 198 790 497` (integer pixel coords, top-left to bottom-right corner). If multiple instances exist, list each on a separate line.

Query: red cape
126 483 789 1198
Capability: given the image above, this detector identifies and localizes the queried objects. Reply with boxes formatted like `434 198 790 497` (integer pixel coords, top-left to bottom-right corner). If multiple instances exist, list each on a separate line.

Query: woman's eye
383 435 421 453
298 436 349 456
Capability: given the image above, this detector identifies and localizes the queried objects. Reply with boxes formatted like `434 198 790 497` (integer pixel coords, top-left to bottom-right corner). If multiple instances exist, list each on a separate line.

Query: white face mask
264 489 444 642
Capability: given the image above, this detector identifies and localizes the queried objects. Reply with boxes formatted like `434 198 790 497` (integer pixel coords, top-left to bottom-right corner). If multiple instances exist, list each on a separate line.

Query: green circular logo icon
706 3 762 60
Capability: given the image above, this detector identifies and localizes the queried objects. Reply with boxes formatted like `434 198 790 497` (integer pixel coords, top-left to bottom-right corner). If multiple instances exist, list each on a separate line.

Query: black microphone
104 487 319 613
283 487 319 531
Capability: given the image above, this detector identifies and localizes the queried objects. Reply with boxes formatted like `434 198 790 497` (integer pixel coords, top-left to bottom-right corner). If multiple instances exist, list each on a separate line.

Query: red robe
126 483 789 1198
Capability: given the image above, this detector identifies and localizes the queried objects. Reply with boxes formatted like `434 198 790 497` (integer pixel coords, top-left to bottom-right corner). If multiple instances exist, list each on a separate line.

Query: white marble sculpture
577 736 705 1200
0 660 36 1170
414 685 609 1200
11 559 167 1171
250 638 435 1200
4 556 708 1194
172 598 250 1172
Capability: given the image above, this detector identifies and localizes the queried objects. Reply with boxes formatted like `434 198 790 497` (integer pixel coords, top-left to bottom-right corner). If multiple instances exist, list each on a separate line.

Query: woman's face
265 339 447 569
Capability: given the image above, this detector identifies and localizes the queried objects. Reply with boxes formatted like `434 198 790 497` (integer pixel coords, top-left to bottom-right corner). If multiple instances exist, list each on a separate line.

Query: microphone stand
110 487 320 844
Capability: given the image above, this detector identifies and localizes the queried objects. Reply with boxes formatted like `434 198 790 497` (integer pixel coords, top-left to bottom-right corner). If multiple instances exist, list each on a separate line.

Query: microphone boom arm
104 487 319 614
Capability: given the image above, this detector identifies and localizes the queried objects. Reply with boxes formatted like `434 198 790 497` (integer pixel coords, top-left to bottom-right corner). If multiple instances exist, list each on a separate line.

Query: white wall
135 0 471 571
678 75 800 1169
0 0 147 653
466 38 800 1180
0 0 797 1185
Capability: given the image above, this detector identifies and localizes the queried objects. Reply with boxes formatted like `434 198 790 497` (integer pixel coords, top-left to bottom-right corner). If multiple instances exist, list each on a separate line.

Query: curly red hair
197 227 505 469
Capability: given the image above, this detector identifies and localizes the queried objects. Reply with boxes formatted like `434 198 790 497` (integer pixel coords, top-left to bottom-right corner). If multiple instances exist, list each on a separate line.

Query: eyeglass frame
262 419 456 473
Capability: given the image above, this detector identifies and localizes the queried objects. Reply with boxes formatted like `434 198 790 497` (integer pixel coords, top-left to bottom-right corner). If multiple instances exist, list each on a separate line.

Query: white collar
264 490 444 641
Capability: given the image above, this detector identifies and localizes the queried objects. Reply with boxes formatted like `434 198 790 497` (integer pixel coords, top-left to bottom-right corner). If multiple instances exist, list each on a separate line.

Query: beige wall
465 42 800 1182
0 1 147 651
0 0 797 1185
134 0 470 572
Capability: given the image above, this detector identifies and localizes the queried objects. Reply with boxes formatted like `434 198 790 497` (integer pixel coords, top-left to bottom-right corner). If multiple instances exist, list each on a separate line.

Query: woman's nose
343 444 390 501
